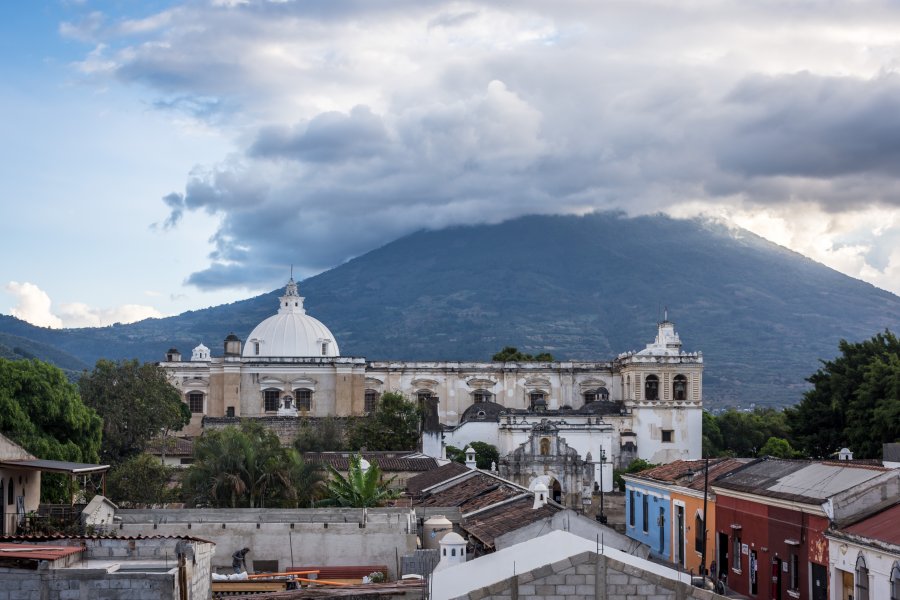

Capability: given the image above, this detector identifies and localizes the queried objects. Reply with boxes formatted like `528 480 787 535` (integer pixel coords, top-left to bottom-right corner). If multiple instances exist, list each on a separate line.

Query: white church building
160 278 703 494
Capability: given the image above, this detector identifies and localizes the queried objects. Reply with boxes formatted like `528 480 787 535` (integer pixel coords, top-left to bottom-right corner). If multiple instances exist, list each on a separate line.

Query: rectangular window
790 553 799 591
629 490 635 527
642 493 649 533
295 389 312 411
364 390 379 413
226 406 235 418
180 458 194 465
732 535 741 571
188 392 204 413
264 389 280 412
662 429 674 442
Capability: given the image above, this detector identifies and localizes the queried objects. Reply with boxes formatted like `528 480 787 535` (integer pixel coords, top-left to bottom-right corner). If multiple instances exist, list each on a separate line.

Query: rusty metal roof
840 502 900 546
713 458 892 504
462 496 560 549
406 461 470 495
145 436 194 456
0 459 109 474
0 533 215 544
0 543 84 562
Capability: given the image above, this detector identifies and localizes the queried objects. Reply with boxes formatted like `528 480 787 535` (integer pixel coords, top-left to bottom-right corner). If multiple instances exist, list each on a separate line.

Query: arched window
673 374 688 400
364 390 379 413
263 388 280 412
7 478 13 506
187 392 204 414
584 390 597 404
416 390 433 403
254 341 260 355
856 554 869 600
451 548 456 557
644 375 659 401
530 391 547 411
540 438 551 456
473 390 492 403
890 562 900 600
294 389 312 411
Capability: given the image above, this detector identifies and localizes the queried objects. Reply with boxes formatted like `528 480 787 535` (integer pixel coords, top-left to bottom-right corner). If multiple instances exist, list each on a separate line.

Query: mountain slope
3 213 899 407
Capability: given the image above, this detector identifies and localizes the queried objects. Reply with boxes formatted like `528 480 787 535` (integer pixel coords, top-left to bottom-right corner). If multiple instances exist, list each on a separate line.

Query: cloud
5 282 63 329
61 0 900 294
4 282 163 329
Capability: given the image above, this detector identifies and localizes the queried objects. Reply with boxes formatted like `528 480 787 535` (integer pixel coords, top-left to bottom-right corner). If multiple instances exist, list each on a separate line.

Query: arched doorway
551 479 562 504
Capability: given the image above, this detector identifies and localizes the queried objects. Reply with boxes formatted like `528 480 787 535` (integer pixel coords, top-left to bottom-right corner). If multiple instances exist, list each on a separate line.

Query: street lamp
596 448 607 524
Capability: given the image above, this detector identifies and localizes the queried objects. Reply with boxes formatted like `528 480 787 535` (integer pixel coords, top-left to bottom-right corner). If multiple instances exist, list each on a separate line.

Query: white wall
827 535 900 600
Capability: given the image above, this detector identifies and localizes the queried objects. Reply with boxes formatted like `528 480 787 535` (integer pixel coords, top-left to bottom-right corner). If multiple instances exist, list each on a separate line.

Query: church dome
242 278 340 358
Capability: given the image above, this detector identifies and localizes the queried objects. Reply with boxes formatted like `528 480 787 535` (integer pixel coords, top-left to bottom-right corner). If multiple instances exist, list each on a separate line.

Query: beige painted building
160 278 704 465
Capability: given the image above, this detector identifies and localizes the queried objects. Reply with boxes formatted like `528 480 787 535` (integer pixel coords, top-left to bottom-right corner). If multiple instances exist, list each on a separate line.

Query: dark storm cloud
251 106 390 163
718 72 900 186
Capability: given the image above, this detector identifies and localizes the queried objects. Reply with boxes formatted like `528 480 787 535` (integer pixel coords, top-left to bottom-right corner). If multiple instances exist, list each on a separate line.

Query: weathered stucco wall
117 508 416 579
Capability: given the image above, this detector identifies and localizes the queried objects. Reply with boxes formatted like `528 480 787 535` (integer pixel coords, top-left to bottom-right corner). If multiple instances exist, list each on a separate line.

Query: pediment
524 377 551 388
466 377 497 389
578 378 608 390
182 377 209 388
411 378 440 389
365 377 384 387
289 377 318 386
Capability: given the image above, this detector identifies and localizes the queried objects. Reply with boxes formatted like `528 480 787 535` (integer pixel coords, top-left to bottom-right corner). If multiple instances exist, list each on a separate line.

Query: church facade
160 278 704 479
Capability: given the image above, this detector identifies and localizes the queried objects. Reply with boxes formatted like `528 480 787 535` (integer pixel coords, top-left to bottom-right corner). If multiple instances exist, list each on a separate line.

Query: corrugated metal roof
841 502 900 546
714 458 891 503
0 534 215 544
0 543 84 561
0 459 109 474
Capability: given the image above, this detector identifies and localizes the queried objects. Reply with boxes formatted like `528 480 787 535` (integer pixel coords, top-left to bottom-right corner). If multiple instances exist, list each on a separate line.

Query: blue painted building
623 473 671 560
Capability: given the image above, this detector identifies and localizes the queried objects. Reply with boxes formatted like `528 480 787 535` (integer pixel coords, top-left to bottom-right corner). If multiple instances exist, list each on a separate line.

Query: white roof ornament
242 277 340 358
191 343 210 362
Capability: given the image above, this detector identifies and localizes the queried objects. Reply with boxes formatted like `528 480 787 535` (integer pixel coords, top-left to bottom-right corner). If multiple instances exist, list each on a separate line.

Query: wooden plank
212 582 287 592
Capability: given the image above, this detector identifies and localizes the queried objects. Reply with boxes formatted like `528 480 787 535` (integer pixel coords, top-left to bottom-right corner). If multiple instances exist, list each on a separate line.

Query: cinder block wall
459 551 724 600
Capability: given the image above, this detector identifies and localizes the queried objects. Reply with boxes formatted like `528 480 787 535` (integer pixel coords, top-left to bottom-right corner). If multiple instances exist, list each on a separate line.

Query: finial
290 264 293 280
664 306 668 322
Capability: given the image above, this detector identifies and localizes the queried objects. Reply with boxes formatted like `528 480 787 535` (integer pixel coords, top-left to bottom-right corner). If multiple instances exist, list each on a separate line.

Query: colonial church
160 278 703 497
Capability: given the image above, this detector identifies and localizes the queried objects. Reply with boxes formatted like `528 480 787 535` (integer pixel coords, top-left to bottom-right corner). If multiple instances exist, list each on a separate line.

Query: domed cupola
242 278 340 358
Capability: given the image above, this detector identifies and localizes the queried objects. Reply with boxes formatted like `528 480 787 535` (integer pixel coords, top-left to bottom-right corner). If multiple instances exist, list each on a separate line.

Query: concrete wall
494 509 649 558
455 550 722 600
117 507 416 579
0 538 213 600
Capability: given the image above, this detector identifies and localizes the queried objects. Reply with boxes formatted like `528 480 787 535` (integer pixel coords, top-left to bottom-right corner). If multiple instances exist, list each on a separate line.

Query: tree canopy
107 454 178 507
345 392 420 451
78 359 190 465
182 421 323 508
704 407 791 457
293 417 347 453
0 358 102 502
786 330 900 458
446 441 500 469
318 454 399 508
491 347 554 362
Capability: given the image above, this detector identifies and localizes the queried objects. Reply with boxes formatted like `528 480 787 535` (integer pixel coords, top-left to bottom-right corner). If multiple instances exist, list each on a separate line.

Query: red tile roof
841 502 900 546
0 543 84 561
415 472 524 513
462 496 560 549
406 462 470 495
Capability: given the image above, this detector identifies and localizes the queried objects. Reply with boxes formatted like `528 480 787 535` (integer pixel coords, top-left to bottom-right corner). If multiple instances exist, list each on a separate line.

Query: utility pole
596 448 608 524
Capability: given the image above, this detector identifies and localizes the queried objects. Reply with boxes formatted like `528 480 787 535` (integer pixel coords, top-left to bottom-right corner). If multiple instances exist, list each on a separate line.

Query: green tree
712 408 792 457
446 441 500 469
79 359 191 465
491 347 554 362
182 421 323 508
786 331 900 458
701 411 724 457
107 454 177 507
345 392 420 451
613 458 657 491
318 454 400 508
0 358 102 502
757 437 800 459
293 417 346 453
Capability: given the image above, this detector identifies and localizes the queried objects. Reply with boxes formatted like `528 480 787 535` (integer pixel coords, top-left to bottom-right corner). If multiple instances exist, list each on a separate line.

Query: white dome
242 278 340 358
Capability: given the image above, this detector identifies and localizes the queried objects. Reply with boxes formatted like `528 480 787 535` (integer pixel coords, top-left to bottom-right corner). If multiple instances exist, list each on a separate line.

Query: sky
2 0 900 328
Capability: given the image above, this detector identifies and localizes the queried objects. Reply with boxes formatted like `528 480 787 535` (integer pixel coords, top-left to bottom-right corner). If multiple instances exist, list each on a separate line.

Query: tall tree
318 454 399 508
107 454 177 507
182 421 323 508
78 359 190 465
786 331 900 459
0 358 102 502
345 392 420 451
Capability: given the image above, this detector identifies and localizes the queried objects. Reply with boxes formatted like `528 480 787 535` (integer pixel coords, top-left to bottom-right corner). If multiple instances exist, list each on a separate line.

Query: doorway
772 558 783 600
811 563 828 600
840 569 853 600
675 505 685 568
551 479 562 504
658 507 666 554
718 532 728 583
